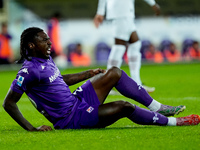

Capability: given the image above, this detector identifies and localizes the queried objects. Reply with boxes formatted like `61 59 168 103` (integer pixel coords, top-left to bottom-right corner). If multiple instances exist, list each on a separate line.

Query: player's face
33 31 52 59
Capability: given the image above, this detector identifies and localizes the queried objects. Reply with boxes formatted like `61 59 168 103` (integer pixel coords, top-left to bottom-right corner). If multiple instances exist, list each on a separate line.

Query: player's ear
28 42 35 49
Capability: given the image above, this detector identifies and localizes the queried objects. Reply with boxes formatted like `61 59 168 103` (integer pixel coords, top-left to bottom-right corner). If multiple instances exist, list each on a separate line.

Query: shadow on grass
0 125 171 133
53 125 165 132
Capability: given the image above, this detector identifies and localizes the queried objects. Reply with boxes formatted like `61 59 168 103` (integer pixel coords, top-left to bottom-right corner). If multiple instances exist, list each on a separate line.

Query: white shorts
112 17 137 41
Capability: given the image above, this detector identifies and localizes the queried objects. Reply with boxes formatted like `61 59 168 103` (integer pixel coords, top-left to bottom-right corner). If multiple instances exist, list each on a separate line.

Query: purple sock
128 105 168 125
115 70 153 107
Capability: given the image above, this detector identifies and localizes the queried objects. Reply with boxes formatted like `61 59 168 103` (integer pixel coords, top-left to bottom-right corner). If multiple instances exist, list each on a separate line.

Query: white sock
127 41 142 84
167 117 177 126
107 45 126 69
147 99 161 112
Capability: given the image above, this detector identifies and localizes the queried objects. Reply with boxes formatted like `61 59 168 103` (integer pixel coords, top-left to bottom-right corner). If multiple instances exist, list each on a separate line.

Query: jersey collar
32 57 51 63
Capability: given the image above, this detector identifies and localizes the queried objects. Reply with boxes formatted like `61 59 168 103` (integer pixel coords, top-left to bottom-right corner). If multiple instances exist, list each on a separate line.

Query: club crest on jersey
86 106 94 113
17 75 24 87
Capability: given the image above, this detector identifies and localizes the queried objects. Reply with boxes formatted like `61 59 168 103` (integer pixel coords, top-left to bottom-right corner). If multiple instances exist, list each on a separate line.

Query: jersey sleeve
143 0 156 6
96 0 107 15
11 66 40 94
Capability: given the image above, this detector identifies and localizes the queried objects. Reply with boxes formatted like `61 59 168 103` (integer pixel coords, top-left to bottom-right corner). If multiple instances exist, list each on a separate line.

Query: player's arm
3 89 52 131
93 0 106 28
62 68 106 86
143 0 161 16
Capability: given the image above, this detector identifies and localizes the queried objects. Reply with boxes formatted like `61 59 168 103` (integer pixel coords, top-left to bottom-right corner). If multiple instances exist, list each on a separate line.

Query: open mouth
47 48 51 55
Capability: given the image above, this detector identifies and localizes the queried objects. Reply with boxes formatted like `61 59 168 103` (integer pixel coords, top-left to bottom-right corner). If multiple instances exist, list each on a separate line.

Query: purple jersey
11 57 80 128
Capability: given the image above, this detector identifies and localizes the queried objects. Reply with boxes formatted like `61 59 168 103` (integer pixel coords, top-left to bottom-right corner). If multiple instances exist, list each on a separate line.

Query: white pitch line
158 97 200 101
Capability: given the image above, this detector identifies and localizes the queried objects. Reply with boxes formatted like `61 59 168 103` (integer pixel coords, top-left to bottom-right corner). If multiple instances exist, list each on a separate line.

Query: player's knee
121 101 135 113
127 41 142 60
115 39 127 45
107 66 122 80
116 100 135 116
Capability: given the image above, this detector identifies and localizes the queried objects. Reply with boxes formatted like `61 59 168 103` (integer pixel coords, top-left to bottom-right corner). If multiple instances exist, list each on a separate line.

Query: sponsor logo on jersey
49 68 60 83
86 106 94 113
17 75 24 87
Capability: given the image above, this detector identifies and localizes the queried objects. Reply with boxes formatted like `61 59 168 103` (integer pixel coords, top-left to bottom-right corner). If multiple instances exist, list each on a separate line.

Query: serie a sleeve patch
17 75 24 87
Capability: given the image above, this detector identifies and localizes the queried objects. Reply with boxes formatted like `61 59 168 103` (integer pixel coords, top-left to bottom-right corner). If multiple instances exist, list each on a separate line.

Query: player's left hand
93 15 104 28
36 125 53 131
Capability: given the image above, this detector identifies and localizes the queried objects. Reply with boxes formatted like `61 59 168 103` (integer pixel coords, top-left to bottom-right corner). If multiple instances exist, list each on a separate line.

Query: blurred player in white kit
94 0 160 93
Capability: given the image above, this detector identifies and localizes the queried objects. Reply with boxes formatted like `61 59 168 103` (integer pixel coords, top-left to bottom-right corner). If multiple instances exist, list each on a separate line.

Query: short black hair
17 27 43 63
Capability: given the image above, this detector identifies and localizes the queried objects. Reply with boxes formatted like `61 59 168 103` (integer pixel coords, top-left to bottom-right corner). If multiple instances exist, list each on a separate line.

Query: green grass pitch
0 62 200 150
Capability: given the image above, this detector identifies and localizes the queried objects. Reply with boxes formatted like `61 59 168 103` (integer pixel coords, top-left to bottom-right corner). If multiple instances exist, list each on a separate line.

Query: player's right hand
93 15 104 28
152 4 161 16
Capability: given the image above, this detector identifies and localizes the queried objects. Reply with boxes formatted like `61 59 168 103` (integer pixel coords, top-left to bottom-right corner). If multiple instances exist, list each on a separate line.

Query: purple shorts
65 80 100 129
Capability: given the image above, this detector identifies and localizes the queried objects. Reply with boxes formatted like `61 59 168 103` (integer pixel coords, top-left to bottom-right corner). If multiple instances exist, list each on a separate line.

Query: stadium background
0 0 200 67
0 1 200 149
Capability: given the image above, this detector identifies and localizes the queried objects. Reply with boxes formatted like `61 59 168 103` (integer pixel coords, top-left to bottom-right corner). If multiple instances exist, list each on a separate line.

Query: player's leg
90 66 122 104
94 101 200 128
115 69 186 116
128 31 155 92
107 38 127 69
128 105 200 126
91 66 159 108
94 101 134 128
107 18 130 70
94 101 169 128
90 67 185 116
127 30 155 93
127 31 142 85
